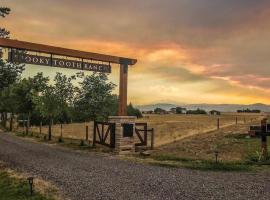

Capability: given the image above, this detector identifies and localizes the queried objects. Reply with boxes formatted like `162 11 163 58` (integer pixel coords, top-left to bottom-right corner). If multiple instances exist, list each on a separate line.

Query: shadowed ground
0 132 270 200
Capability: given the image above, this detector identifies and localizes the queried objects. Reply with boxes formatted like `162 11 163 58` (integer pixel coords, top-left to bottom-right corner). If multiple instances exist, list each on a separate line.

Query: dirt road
0 132 269 200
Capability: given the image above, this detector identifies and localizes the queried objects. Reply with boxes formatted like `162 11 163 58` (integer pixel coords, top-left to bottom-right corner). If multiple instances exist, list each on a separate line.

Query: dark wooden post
86 125 89 141
9 113 13 131
26 113 30 135
151 128 154 150
217 118 220 130
144 124 148 146
101 123 104 143
48 117 52 141
118 63 128 116
93 122 96 147
60 124 63 138
261 118 268 157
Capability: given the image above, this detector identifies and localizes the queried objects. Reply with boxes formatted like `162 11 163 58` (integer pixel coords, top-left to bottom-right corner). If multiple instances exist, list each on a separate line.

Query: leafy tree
0 86 17 129
33 85 61 140
175 107 185 114
127 103 142 118
154 107 166 114
0 8 24 90
53 72 76 123
186 108 207 115
11 73 49 132
0 7 10 38
0 7 24 128
74 73 117 121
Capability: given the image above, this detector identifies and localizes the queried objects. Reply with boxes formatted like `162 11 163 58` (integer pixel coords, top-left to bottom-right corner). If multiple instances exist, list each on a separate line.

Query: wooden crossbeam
0 38 137 65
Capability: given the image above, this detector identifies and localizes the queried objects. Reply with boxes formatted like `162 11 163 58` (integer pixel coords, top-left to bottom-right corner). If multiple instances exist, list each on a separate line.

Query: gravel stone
0 132 270 200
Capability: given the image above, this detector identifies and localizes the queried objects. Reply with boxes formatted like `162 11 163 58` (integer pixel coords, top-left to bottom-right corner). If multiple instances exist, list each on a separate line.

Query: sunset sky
2 0 270 105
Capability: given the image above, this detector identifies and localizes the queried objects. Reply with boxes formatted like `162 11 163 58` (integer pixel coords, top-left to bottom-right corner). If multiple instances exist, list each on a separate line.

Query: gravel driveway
0 132 270 200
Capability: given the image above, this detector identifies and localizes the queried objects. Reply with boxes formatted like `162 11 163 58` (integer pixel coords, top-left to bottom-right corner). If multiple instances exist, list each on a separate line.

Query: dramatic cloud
2 0 270 104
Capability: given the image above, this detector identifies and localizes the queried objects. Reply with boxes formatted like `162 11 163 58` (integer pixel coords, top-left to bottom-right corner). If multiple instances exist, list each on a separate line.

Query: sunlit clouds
2 0 270 104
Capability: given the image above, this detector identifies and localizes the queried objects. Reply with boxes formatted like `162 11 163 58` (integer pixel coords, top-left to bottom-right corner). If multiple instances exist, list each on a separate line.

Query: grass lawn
130 122 270 172
0 170 55 200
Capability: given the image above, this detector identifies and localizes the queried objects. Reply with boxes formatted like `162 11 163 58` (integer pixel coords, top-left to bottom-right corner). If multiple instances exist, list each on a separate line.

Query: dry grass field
137 113 263 146
15 112 264 148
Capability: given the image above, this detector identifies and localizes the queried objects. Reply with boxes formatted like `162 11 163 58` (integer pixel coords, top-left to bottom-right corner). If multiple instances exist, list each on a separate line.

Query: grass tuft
149 154 251 171
0 170 54 200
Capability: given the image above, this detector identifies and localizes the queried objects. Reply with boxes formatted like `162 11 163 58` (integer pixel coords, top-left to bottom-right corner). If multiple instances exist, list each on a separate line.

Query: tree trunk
26 113 30 135
48 117 52 140
9 113 13 131
2 112 7 128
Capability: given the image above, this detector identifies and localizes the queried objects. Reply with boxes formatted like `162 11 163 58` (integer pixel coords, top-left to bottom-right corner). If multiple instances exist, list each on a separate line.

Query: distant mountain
136 103 270 112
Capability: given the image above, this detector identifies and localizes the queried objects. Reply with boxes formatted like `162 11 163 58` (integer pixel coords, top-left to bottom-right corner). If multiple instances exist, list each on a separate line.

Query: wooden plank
135 128 144 144
96 125 102 142
93 122 97 147
103 126 110 142
0 38 137 65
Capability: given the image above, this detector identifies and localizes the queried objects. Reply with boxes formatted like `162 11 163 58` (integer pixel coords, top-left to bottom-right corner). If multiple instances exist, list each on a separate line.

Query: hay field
21 113 263 147
137 113 263 146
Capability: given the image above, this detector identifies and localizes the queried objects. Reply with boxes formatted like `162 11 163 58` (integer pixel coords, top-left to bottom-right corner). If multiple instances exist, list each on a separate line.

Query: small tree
74 73 116 121
11 73 49 132
154 107 166 114
0 7 10 38
54 72 76 123
0 7 24 128
175 107 185 114
34 86 60 140
127 103 142 118
0 8 24 90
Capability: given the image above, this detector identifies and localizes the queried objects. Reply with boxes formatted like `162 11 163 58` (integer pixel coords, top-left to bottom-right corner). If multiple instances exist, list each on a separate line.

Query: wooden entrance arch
0 38 137 116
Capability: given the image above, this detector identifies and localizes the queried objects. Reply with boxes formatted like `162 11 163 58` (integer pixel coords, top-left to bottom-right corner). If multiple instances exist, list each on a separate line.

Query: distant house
169 108 177 114
209 110 221 115
142 110 154 114
154 108 168 114
169 107 187 114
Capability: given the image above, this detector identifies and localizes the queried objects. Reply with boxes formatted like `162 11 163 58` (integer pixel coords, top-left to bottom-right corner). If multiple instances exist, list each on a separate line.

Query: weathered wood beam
0 38 137 65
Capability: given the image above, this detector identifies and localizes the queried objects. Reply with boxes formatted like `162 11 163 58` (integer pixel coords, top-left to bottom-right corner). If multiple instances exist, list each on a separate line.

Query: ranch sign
8 51 111 73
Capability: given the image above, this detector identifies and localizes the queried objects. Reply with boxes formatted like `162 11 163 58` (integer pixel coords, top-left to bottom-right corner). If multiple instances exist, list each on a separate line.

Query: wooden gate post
86 125 89 141
93 122 96 147
217 118 220 130
118 61 128 116
144 124 148 146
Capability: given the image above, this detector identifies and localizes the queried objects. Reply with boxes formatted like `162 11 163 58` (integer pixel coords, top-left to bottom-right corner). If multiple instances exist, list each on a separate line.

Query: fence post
23 118 26 134
86 125 89 141
151 128 154 150
93 121 96 147
60 124 63 138
217 118 220 130
144 123 148 146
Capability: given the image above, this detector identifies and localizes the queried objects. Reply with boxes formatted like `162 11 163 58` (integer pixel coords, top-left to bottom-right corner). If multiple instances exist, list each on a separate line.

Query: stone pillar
109 116 136 154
